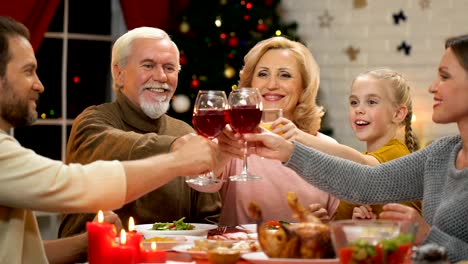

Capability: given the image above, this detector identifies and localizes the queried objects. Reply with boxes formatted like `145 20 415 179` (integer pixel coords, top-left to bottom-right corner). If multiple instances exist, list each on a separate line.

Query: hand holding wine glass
260 108 283 134
186 90 227 186
227 87 263 181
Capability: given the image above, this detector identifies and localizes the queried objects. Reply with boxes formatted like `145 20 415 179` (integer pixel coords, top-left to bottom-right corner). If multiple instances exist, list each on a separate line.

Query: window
13 0 125 162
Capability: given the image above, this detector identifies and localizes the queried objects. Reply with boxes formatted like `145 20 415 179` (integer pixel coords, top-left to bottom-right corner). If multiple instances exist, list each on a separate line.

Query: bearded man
58 27 221 248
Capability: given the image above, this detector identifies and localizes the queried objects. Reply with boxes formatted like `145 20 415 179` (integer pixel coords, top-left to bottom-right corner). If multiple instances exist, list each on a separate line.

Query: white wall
280 0 463 150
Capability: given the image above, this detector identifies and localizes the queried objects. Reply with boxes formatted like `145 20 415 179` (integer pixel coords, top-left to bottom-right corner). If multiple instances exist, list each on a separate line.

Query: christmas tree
167 0 299 123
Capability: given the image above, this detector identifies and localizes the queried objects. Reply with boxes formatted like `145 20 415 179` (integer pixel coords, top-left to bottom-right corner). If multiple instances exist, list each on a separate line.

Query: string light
275 30 282 36
215 16 222 27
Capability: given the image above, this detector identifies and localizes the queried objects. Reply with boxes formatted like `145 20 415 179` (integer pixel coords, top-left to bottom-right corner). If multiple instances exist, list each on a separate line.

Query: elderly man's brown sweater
59 91 221 240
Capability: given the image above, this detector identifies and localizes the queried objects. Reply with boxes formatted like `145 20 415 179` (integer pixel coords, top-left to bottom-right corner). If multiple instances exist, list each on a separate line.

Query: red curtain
120 0 191 31
0 0 61 51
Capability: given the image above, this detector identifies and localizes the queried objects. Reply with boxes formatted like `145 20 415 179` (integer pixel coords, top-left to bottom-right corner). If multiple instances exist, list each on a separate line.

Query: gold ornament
180 21 190 33
224 65 236 79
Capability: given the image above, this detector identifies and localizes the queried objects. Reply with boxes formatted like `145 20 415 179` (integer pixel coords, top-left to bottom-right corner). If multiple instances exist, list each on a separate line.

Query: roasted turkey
249 192 335 259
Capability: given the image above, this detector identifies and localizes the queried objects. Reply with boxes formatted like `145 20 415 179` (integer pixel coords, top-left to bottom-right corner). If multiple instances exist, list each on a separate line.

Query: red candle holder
86 211 116 264
127 217 143 253
111 230 138 264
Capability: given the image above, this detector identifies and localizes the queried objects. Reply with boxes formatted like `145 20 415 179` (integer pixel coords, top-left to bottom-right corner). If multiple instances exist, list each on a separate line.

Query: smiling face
114 38 179 119
429 47 468 125
348 76 404 150
251 49 303 119
0 36 44 130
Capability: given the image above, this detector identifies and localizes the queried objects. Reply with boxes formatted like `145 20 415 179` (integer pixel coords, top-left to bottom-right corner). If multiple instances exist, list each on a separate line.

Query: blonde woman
216 36 339 225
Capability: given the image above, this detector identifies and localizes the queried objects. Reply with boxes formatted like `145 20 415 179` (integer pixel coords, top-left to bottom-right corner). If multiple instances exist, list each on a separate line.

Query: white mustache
141 83 171 91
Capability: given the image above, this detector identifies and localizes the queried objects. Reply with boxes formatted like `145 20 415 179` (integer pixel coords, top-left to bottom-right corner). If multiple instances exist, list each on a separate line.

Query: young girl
242 34 468 262
270 68 423 220
336 68 422 220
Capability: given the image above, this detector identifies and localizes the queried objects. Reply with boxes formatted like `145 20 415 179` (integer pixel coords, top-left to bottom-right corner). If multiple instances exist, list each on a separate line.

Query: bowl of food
330 220 417 264
207 247 241 264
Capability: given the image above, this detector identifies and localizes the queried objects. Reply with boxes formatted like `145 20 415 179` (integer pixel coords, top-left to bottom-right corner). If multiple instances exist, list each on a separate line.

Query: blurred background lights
275 30 282 36
171 94 191 113
215 16 222 27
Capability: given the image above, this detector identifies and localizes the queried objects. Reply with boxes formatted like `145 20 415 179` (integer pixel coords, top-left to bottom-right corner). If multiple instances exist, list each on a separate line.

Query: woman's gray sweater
285 135 468 262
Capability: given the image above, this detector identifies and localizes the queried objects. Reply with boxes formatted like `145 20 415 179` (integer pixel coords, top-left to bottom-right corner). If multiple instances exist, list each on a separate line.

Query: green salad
151 217 195 230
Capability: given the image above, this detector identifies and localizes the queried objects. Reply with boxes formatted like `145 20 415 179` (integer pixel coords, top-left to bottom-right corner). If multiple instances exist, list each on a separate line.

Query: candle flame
128 216 135 231
120 229 127 245
97 210 104 223
151 241 157 251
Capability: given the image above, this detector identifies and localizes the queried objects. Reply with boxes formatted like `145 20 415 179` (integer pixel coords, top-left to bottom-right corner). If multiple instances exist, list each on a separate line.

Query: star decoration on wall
353 0 367 9
419 0 431 9
344 46 360 61
318 9 334 28
392 10 407 25
397 41 412 56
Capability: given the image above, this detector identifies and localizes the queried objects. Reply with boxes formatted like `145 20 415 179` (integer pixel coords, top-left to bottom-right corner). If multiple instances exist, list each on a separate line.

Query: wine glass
227 87 263 181
260 108 283 133
186 90 228 186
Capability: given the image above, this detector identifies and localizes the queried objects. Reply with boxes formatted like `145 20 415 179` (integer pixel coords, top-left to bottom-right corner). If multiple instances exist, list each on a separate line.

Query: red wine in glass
192 109 226 138
228 105 262 134
186 90 228 186
227 87 263 181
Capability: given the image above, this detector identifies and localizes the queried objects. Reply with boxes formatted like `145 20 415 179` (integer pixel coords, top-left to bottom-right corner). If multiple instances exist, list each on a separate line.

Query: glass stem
241 141 249 176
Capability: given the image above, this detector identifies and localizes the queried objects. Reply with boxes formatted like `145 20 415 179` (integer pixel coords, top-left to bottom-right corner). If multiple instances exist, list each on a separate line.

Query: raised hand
243 132 294 162
217 124 244 160
272 117 308 143
170 133 198 152
173 136 219 176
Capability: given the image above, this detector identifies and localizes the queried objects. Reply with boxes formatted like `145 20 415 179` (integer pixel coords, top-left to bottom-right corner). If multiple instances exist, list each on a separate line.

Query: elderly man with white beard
59 27 222 262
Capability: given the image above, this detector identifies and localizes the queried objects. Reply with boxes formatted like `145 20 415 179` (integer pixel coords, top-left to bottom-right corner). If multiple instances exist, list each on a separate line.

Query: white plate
172 244 208 259
238 224 257 233
242 252 339 264
135 223 217 237
141 235 200 250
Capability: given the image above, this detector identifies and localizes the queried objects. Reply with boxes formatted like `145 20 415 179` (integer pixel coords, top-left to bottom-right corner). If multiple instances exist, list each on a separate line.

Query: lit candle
139 241 167 263
111 230 138 264
126 216 143 253
86 210 116 264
